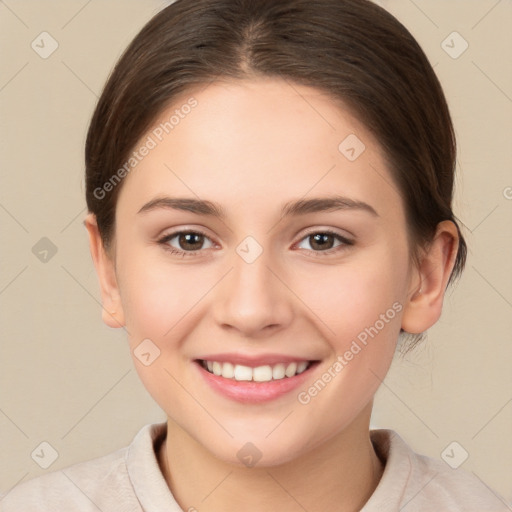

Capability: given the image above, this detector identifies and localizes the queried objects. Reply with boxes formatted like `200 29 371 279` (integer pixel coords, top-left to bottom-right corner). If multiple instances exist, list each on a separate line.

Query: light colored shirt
1 422 508 511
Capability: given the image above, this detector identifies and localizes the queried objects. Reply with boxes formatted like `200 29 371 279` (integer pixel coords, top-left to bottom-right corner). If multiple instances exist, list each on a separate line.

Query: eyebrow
137 195 379 218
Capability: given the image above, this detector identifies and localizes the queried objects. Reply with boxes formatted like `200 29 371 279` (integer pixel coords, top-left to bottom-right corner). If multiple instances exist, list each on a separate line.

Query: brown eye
296 230 354 255
158 230 214 256
177 232 205 251
308 233 336 251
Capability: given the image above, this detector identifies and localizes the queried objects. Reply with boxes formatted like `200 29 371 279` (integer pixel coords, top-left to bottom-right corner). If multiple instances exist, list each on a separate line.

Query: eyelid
157 224 216 243
292 228 354 254
296 226 354 243
157 228 216 253
157 226 354 258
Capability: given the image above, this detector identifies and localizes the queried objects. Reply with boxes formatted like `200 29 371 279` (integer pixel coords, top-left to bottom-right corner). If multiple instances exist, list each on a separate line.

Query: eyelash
157 229 354 258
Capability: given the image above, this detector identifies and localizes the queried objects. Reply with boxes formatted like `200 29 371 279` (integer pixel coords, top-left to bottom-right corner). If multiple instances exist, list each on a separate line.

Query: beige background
1 0 511 505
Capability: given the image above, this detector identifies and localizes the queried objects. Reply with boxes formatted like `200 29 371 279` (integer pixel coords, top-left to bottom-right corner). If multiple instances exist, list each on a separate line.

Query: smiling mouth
197 359 317 382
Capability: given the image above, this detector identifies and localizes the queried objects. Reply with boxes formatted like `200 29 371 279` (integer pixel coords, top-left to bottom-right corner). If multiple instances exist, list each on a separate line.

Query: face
98 78 418 466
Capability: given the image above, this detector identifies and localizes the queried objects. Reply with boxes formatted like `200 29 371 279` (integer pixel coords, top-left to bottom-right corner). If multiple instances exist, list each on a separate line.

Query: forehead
117 78 403 222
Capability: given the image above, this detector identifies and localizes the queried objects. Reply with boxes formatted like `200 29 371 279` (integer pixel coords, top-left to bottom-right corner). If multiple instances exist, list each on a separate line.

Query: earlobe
84 213 126 328
401 220 459 334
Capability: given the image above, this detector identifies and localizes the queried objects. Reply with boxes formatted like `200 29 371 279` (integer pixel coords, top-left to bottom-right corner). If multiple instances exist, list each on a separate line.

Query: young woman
2 0 508 510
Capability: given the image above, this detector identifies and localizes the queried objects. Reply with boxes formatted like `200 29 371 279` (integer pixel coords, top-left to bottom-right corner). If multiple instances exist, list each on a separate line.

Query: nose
212 244 294 338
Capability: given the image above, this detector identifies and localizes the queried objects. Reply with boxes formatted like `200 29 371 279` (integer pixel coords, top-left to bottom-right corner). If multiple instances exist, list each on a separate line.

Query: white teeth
212 361 222 376
202 360 310 381
296 361 308 374
272 363 286 380
234 365 252 381
285 362 297 377
221 362 234 379
253 365 273 382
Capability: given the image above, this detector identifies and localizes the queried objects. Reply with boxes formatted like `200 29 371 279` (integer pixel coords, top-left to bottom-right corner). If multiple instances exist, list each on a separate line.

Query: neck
158 403 383 512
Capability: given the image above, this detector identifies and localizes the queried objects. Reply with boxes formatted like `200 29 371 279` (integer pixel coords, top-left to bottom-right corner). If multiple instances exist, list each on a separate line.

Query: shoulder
0 423 165 512
364 429 509 512
0 446 139 512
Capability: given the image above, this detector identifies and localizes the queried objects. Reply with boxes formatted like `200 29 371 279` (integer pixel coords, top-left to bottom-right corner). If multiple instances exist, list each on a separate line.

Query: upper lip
196 353 318 367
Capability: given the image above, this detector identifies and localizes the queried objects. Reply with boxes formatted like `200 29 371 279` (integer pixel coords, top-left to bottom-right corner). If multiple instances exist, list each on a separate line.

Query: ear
84 213 125 328
401 220 459 334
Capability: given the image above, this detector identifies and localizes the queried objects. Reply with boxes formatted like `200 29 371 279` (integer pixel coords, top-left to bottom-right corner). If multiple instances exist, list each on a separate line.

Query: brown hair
85 0 467 350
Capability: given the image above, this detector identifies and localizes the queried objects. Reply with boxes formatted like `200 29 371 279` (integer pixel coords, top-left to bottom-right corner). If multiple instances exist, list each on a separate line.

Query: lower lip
195 361 318 404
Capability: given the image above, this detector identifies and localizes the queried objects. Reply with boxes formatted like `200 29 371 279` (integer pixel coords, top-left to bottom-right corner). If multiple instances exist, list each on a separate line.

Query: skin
86 77 459 511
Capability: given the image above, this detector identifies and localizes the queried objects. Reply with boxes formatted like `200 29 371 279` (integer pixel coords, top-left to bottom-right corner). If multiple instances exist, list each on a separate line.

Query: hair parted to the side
85 0 467 353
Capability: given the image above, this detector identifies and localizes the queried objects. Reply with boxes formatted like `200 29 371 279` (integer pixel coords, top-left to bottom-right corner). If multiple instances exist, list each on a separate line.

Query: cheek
291 260 404 435
116 250 201 414
117 250 206 340
295 252 405 351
